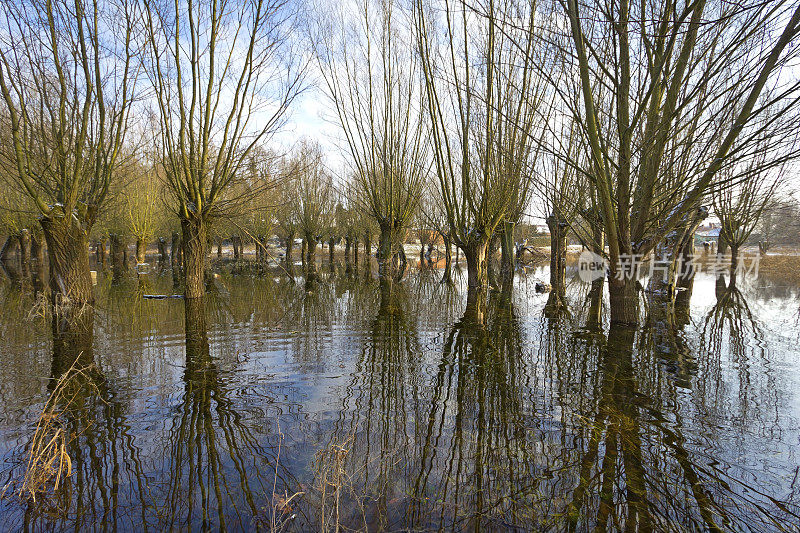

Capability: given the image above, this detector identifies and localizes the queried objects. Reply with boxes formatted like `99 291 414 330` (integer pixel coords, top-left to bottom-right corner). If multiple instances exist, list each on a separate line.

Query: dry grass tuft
3 357 98 503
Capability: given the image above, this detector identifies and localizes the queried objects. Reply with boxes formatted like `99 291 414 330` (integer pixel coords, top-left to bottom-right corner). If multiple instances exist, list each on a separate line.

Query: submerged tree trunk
40 216 93 305
157 238 168 267
182 217 209 299
305 236 318 282
546 215 569 313
135 238 146 264
462 239 489 295
487 233 500 291
442 233 453 284
109 234 126 279
377 225 403 280
608 275 639 326
729 244 740 288
19 229 32 277
171 232 182 271
499 221 515 283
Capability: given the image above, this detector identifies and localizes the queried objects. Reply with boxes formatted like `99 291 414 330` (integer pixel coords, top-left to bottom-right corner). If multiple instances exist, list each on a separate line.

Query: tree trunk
305 236 318 281
217 239 223 258
157 238 168 267
109 234 126 278
40 216 93 305
135 238 146 264
171 232 182 270
344 237 352 272
182 217 209 299
19 229 32 277
608 275 639 326
729 244 739 288
499 220 515 282
301 239 307 267
328 237 336 264
353 237 359 265
363 234 371 263
285 233 294 264
377 225 402 280
462 239 488 294
487 232 500 291
546 215 568 311
0 235 12 262
586 277 604 332
232 235 241 260
442 233 453 284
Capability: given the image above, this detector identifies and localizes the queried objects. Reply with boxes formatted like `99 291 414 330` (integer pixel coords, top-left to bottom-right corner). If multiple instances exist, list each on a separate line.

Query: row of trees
1 0 799 326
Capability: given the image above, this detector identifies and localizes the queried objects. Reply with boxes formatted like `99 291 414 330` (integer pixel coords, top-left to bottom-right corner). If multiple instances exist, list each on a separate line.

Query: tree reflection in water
159 297 299 530
0 268 798 530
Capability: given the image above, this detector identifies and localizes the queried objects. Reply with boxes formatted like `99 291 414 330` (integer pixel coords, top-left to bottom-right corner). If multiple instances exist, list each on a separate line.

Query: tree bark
301 238 307 267
377 225 402 280
499 220 515 282
442 233 453 284
462 239 489 294
40 216 94 305
182 217 209 299
171 232 182 270
328 237 336 264
285 233 294 264
305 236 318 281
109 234 126 278
546 215 568 312
19 229 31 277
135 238 146 264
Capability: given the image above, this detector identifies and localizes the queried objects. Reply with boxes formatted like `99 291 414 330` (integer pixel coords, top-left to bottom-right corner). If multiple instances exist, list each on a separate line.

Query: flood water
0 260 799 531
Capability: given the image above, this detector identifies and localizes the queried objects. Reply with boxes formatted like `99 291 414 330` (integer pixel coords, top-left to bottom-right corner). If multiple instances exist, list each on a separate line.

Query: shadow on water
0 265 798 531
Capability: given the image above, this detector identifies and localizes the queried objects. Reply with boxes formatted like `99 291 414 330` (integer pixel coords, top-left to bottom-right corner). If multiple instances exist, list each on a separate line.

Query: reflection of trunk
182 217 209 299
378 278 401 315
499 220 515 283
51 306 95 377
464 286 485 325
135 238 146 264
608 275 638 326
184 297 209 361
462 239 488 294
546 215 568 314
40 216 94 305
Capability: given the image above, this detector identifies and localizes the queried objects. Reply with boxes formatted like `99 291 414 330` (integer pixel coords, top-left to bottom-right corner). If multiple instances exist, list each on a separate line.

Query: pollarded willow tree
562 0 800 325
414 0 547 302
143 0 304 298
314 0 428 281
0 0 138 304
293 142 335 280
713 151 780 283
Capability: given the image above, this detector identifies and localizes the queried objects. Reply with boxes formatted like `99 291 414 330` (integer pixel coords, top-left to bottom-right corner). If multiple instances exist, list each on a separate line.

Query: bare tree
414 0 546 307
314 0 428 282
714 155 780 284
0 0 138 304
562 0 800 324
142 0 304 298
